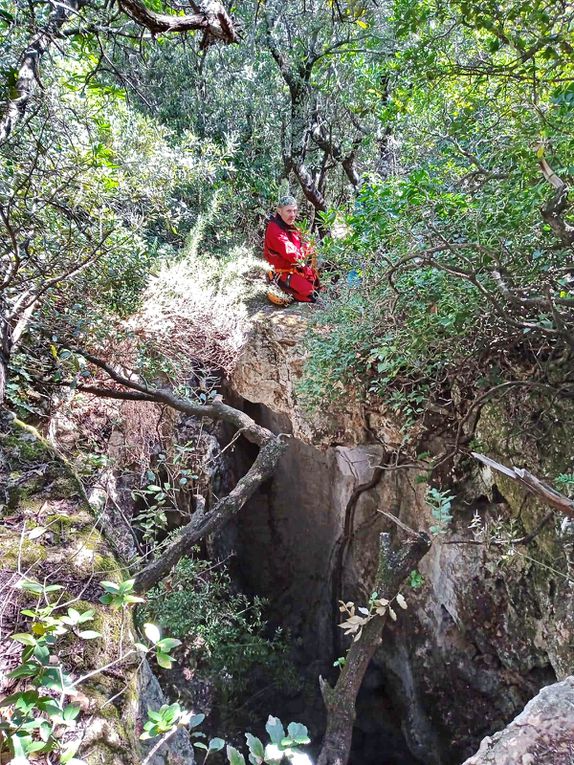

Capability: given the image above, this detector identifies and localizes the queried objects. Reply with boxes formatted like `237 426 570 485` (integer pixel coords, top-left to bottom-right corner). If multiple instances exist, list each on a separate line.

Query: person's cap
278 194 297 207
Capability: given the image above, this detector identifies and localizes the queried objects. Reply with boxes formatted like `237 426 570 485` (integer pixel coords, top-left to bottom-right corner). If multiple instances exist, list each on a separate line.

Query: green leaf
265 716 286 745
26 739 47 754
155 651 173 669
28 526 47 540
17 580 44 594
144 623 161 644
33 644 50 665
119 578 136 593
100 580 120 592
156 637 181 652
194 742 209 751
10 733 30 765
12 633 37 646
60 737 82 764
38 698 62 717
9 662 40 679
245 732 265 763
286 722 310 745
1 690 39 708
188 713 205 728
63 703 81 722
226 744 246 765
77 630 101 640
124 594 145 604
39 721 53 742
209 737 225 751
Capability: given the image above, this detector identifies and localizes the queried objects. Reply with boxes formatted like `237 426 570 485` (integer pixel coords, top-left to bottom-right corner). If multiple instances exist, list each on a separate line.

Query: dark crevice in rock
223 365 573 765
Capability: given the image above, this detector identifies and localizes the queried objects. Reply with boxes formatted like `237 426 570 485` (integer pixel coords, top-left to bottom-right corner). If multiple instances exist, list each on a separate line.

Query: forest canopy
0 0 573 442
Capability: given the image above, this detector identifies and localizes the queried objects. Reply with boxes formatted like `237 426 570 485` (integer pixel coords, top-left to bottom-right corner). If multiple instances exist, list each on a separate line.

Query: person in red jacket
264 195 320 303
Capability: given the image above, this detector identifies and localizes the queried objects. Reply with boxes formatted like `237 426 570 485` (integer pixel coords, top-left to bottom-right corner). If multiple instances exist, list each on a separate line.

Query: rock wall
461 676 574 765
229 308 574 765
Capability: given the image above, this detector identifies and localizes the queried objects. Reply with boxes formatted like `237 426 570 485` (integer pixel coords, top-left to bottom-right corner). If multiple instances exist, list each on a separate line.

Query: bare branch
118 0 238 46
472 452 574 519
317 530 431 765
538 152 574 248
133 434 286 592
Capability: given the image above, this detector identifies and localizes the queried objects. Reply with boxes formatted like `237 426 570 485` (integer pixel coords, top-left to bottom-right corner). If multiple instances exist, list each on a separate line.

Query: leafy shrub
141 557 299 717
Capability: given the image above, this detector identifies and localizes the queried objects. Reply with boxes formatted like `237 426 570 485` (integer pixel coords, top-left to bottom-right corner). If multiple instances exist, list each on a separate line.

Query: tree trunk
0 0 82 146
317 531 431 765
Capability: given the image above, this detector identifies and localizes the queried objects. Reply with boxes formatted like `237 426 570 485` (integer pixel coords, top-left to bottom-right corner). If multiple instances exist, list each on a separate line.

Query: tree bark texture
118 0 238 45
317 531 431 765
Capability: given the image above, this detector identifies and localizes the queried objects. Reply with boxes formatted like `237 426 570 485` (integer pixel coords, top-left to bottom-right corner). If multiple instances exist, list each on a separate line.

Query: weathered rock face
231 306 405 448
461 676 574 765
229 308 574 765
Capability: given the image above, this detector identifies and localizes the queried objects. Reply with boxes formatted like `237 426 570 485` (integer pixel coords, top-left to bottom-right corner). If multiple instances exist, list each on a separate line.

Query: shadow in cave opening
348 669 425 765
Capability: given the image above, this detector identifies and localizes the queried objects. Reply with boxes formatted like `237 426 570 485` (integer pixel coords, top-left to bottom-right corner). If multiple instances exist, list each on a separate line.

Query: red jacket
264 216 308 270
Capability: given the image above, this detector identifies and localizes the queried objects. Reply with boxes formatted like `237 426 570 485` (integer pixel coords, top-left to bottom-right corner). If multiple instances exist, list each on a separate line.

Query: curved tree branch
118 0 238 46
67 348 287 591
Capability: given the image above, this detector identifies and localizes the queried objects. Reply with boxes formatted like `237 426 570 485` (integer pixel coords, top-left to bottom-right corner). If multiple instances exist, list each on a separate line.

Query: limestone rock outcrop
462 676 574 765
231 306 405 448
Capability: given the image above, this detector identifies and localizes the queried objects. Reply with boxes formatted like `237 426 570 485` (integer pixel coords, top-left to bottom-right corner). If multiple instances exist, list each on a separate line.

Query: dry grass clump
131 246 267 378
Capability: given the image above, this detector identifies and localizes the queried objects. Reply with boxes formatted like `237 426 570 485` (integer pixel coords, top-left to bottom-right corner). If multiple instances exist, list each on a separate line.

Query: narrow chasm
226 399 427 764
223 391 565 765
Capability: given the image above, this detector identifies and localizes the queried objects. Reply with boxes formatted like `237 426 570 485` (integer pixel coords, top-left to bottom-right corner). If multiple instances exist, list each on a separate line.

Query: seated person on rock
264 195 320 303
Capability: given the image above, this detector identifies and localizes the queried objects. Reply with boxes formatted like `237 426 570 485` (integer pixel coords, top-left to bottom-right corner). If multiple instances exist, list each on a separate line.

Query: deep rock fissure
228 400 426 763
226 392 563 765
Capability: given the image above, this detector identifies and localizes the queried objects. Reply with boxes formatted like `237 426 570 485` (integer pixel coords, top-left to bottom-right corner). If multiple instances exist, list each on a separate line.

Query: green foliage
426 488 455 536
301 0 574 432
99 578 145 608
131 441 200 550
407 569 425 590
140 704 204 740
555 473 574 498
0 578 178 765
139 711 311 765
141 557 298 713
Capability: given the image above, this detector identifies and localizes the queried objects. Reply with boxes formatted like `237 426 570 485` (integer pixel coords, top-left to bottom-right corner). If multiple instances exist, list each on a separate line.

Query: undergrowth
140 556 300 727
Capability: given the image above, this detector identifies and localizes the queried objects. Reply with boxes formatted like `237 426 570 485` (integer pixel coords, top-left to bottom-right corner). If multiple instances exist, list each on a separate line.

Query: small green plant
0 577 180 765
140 703 205 740
407 569 425 589
141 557 299 712
555 473 574 498
426 487 455 536
140 713 310 765
132 441 201 548
99 578 145 608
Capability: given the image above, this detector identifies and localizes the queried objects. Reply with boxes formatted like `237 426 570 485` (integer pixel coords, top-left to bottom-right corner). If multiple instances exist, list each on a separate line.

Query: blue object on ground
346 269 362 286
